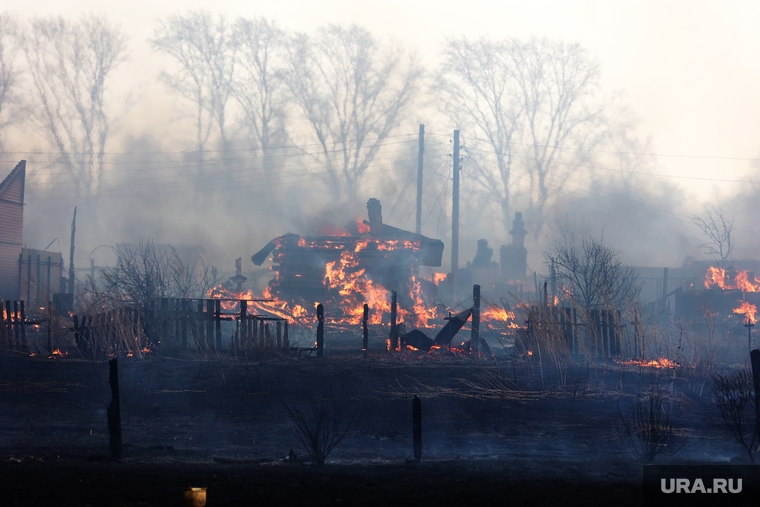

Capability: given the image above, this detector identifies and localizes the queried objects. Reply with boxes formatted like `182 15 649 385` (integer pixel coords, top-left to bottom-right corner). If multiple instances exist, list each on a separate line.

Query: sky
7 0 760 270
13 0 760 200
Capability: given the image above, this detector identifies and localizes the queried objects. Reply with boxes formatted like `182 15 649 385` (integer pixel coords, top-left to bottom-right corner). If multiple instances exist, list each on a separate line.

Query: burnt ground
0 344 743 507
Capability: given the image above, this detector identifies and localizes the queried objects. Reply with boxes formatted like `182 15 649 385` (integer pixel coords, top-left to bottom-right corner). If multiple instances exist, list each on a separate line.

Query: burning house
675 263 760 329
251 199 444 327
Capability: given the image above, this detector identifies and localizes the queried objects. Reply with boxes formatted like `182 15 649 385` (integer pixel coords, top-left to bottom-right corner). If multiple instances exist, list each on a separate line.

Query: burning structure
251 199 444 327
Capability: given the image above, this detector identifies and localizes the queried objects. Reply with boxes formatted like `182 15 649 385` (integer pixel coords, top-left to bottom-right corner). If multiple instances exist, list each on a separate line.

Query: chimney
367 198 384 235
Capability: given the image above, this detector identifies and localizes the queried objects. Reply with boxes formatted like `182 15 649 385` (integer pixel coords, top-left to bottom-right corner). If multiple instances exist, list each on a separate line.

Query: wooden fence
524 306 636 359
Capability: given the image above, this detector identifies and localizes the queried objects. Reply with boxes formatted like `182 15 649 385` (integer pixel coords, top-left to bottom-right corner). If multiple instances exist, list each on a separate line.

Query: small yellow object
183 487 207 507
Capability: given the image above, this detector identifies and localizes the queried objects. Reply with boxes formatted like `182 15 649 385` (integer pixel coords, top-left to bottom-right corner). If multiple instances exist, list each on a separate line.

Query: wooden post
283 321 289 350
197 299 205 351
451 129 460 302
276 321 282 349
316 303 324 358
47 302 53 352
390 291 398 351
240 300 247 348
13 300 19 348
362 303 369 357
19 300 27 349
206 300 214 350
415 123 424 234
108 358 122 462
413 395 422 462
471 285 480 357
215 299 222 351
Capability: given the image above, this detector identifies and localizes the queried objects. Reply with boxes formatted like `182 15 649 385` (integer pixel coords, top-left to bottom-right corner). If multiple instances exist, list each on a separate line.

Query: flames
617 357 679 369
733 300 757 324
704 266 760 291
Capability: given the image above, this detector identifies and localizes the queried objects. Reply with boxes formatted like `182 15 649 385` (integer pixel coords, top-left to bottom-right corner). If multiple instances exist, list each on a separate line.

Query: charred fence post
413 395 422 462
362 304 369 357
215 299 222 351
20 300 27 349
13 300 19 349
205 299 214 350
47 301 53 352
108 358 122 462
283 322 289 350
240 300 247 349
276 321 282 349
390 291 398 351
471 285 480 358
316 303 324 358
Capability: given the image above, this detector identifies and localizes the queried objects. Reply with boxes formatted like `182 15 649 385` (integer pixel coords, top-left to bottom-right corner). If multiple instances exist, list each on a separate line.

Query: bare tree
550 237 642 315
96 239 212 314
150 11 237 159
231 17 287 162
21 14 128 195
0 13 21 132
691 205 734 264
438 37 607 238
284 24 421 201
436 38 520 240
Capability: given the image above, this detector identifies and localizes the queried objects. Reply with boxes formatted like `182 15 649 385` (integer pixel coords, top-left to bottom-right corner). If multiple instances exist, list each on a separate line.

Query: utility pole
68 207 77 296
451 130 460 301
416 124 425 234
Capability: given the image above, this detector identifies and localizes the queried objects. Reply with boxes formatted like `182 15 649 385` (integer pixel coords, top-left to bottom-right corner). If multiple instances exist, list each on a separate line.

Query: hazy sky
14 0 760 201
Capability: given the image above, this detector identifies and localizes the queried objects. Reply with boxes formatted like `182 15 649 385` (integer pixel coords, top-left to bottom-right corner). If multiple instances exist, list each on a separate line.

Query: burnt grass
0 343 739 506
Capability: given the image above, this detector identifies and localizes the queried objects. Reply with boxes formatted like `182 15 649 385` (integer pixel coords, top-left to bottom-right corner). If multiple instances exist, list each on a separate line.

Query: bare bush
712 369 757 463
284 396 354 466
619 385 680 463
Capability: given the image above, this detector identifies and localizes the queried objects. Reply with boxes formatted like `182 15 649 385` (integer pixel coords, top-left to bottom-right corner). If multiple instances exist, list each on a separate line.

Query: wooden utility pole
451 130 460 301
68 207 76 296
416 124 425 234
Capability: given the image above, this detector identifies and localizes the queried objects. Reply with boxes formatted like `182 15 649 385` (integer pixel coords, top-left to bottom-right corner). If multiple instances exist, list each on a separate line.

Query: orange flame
356 220 370 234
705 267 760 291
733 300 757 324
617 357 679 368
